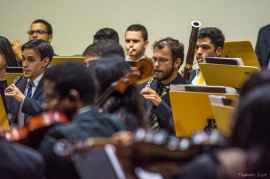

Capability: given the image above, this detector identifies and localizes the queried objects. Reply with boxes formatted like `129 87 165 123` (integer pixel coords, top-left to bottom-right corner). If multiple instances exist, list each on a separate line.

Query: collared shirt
191 67 206 85
76 105 93 115
17 73 44 127
126 54 147 62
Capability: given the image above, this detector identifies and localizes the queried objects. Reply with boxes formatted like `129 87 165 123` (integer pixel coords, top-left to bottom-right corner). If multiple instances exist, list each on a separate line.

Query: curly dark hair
152 37 185 66
198 27 225 49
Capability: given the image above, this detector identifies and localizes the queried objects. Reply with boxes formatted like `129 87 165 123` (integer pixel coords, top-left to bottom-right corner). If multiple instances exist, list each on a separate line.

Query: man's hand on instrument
5 84 25 103
141 87 162 106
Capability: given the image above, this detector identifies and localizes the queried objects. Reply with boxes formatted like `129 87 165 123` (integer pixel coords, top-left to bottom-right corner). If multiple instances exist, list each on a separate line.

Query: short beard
155 67 174 81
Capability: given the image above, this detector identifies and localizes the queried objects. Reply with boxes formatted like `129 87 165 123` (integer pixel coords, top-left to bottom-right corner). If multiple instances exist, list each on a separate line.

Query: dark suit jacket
141 73 189 134
255 24 270 69
38 106 127 179
6 76 45 125
0 138 45 179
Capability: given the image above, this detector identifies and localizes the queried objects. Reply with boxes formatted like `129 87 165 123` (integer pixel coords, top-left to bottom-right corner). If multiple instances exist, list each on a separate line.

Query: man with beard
141 37 188 135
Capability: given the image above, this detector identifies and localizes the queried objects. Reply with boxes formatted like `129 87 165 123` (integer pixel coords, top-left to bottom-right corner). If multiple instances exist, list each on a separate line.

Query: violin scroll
134 57 153 83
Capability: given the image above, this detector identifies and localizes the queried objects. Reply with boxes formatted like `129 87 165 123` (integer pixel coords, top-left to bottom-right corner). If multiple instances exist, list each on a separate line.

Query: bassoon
183 21 201 81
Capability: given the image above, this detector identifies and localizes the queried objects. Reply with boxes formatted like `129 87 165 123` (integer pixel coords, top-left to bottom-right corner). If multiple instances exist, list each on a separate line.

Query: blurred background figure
93 27 119 43
88 56 149 131
12 19 55 63
0 36 19 89
255 24 270 69
83 39 125 67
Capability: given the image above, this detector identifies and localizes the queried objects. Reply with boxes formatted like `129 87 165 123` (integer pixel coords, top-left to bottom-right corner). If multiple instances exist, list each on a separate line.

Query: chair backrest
50 56 84 66
73 144 126 179
6 73 23 86
0 86 9 130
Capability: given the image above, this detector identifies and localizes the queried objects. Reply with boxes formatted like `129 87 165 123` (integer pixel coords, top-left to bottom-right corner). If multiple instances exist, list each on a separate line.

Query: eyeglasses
152 57 168 64
27 30 48 35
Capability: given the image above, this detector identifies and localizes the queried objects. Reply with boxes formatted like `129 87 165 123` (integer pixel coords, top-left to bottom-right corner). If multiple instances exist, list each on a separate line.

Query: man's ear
174 58 181 69
48 35 53 43
216 47 222 57
144 40 149 49
42 57 50 67
68 89 80 102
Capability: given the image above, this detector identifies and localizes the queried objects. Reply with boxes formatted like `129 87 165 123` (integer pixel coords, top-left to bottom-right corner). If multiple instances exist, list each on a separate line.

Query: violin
2 112 69 149
54 128 224 157
53 128 224 178
134 57 153 83
96 57 153 106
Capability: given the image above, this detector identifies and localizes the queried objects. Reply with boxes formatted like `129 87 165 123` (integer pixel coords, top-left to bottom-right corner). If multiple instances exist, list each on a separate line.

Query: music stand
0 86 10 130
221 41 261 70
169 87 238 137
50 56 85 66
204 57 244 66
199 63 259 89
209 95 236 136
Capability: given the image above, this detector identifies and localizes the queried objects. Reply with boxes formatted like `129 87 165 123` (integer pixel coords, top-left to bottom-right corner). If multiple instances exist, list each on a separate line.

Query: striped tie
24 81 34 123
151 86 170 131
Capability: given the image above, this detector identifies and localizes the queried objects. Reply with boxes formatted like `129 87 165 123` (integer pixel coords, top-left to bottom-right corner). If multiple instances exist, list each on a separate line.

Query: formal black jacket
6 76 45 125
38 106 127 179
140 73 189 134
255 24 270 69
0 138 45 179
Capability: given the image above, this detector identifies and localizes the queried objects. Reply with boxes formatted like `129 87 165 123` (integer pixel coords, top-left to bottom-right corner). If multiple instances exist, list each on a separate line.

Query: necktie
152 85 170 131
27 81 34 98
24 81 34 122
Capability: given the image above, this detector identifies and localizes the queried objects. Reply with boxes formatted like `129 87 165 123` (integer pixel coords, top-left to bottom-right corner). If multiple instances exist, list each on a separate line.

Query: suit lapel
146 79 159 111
32 77 44 99
16 78 27 112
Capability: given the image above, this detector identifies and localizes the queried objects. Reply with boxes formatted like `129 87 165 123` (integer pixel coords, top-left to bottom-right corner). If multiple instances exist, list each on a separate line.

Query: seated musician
83 39 125 67
178 70 270 178
93 27 119 43
0 134 45 179
38 62 127 179
5 39 53 127
125 24 149 67
88 55 149 131
140 37 189 135
12 19 57 64
190 27 225 85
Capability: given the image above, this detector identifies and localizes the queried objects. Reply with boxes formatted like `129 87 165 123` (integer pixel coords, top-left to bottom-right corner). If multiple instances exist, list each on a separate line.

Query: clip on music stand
208 95 236 136
199 63 259 89
169 86 238 137
221 40 261 70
